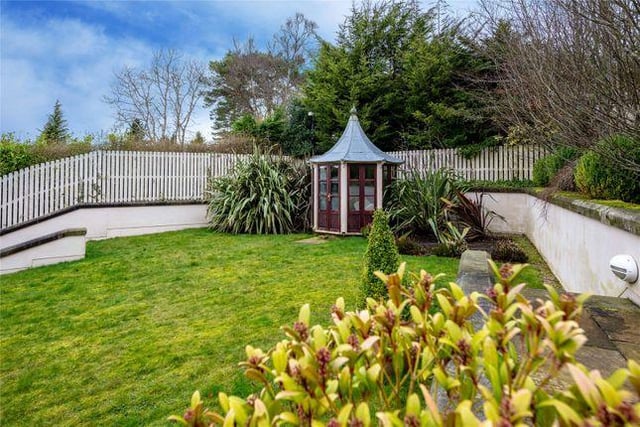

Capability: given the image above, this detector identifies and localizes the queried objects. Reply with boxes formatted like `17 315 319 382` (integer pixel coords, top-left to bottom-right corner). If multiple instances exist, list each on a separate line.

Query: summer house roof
309 107 404 164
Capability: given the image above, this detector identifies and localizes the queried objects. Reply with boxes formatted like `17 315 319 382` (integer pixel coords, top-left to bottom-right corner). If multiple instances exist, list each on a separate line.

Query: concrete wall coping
470 187 640 237
0 200 206 237
0 228 87 258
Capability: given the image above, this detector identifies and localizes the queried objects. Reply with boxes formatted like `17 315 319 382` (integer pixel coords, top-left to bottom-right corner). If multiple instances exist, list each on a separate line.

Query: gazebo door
318 165 340 232
347 164 376 233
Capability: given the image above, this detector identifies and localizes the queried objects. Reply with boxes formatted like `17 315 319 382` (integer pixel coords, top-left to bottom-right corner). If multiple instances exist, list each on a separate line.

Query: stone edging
470 187 640 236
0 228 87 258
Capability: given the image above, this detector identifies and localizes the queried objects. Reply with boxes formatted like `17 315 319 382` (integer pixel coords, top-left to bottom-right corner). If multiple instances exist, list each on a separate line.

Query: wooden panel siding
0 146 545 230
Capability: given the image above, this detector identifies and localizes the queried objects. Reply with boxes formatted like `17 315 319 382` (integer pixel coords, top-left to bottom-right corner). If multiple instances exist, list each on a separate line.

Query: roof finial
350 105 357 116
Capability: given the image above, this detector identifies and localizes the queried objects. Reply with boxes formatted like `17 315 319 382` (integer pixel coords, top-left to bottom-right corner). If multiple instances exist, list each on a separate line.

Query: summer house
309 107 404 234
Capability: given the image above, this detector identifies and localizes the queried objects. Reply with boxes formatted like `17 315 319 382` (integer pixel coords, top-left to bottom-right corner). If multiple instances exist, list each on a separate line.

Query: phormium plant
170 262 640 426
385 169 464 238
206 147 310 234
442 190 502 242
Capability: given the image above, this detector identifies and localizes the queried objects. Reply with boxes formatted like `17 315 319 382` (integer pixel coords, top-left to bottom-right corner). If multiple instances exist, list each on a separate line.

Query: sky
0 0 478 142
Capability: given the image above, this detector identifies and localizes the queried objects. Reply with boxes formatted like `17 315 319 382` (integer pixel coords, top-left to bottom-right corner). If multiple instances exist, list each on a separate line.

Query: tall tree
281 99 316 156
39 100 69 144
104 49 206 146
204 13 318 130
205 38 290 128
480 0 640 173
269 13 319 103
305 0 430 151
126 118 145 143
303 0 497 152
191 131 205 145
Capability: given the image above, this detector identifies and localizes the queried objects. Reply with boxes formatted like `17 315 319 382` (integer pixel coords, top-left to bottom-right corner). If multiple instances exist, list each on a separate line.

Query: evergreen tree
281 100 315 156
39 100 69 144
304 0 429 152
361 209 399 306
191 131 205 145
126 118 146 143
302 0 500 152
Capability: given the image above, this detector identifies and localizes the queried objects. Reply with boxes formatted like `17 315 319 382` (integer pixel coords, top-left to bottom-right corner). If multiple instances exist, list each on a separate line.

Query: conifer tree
361 209 399 306
39 100 69 144
191 131 205 145
127 118 146 143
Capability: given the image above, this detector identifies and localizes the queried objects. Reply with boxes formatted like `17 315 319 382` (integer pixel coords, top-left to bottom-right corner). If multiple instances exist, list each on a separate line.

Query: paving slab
296 237 329 245
456 250 640 377
584 296 640 351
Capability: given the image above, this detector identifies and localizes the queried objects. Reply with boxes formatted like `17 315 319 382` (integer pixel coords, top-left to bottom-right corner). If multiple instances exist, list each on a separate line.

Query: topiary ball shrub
361 210 399 306
574 135 640 203
574 151 607 198
532 156 552 187
491 238 529 263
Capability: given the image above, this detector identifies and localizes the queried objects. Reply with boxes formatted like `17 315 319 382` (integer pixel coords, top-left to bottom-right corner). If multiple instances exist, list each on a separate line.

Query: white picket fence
1 145 546 230
389 145 547 181
0 151 251 230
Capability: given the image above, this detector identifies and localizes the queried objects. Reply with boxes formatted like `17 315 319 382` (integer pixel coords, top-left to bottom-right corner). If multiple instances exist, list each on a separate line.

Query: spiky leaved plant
206 148 309 234
385 168 464 237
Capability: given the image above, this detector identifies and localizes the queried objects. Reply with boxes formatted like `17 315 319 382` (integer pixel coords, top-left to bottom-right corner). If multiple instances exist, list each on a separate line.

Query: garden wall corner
478 192 640 304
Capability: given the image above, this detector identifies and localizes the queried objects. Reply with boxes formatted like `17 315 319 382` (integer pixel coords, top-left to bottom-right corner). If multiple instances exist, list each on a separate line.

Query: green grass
510 235 556 289
557 191 640 211
0 229 459 426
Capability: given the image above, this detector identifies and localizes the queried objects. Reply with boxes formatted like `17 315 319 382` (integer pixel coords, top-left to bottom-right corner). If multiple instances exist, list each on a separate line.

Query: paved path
457 250 640 377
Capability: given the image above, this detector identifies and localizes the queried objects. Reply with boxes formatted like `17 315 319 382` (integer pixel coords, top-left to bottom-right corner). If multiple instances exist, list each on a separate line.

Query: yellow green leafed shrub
170 262 640 426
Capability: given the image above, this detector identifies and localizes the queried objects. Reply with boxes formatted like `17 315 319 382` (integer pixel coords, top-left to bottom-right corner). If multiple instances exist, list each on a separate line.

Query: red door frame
347 164 376 233
317 164 340 232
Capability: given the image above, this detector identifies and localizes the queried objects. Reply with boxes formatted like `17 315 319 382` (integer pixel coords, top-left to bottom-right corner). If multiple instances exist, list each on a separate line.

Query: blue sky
0 0 478 141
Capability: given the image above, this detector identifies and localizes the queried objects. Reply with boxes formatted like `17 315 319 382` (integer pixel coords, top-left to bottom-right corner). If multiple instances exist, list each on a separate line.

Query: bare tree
268 12 319 103
205 13 318 129
479 0 640 173
104 49 206 146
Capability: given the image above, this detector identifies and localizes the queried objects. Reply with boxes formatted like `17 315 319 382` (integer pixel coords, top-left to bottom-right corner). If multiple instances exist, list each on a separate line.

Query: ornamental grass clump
206 148 310 234
170 261 640 426
361 210 399 305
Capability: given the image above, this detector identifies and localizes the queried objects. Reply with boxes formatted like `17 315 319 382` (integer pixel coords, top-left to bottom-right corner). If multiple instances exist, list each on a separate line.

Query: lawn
0 229 466 426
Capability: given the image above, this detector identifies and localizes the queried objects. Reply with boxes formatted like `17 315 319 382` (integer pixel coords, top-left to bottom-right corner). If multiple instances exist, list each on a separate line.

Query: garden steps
458 250 640 378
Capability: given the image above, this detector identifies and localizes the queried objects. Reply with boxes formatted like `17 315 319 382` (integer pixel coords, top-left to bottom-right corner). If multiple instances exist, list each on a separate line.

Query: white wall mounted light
610 254 639 284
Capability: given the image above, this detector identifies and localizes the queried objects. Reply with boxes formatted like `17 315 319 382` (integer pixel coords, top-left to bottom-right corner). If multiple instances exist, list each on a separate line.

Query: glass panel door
317 164 340 232
347 164 377 233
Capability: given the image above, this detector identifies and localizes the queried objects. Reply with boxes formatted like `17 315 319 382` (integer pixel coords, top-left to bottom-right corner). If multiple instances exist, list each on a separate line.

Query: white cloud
1 0 478 139
0 15 155 138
